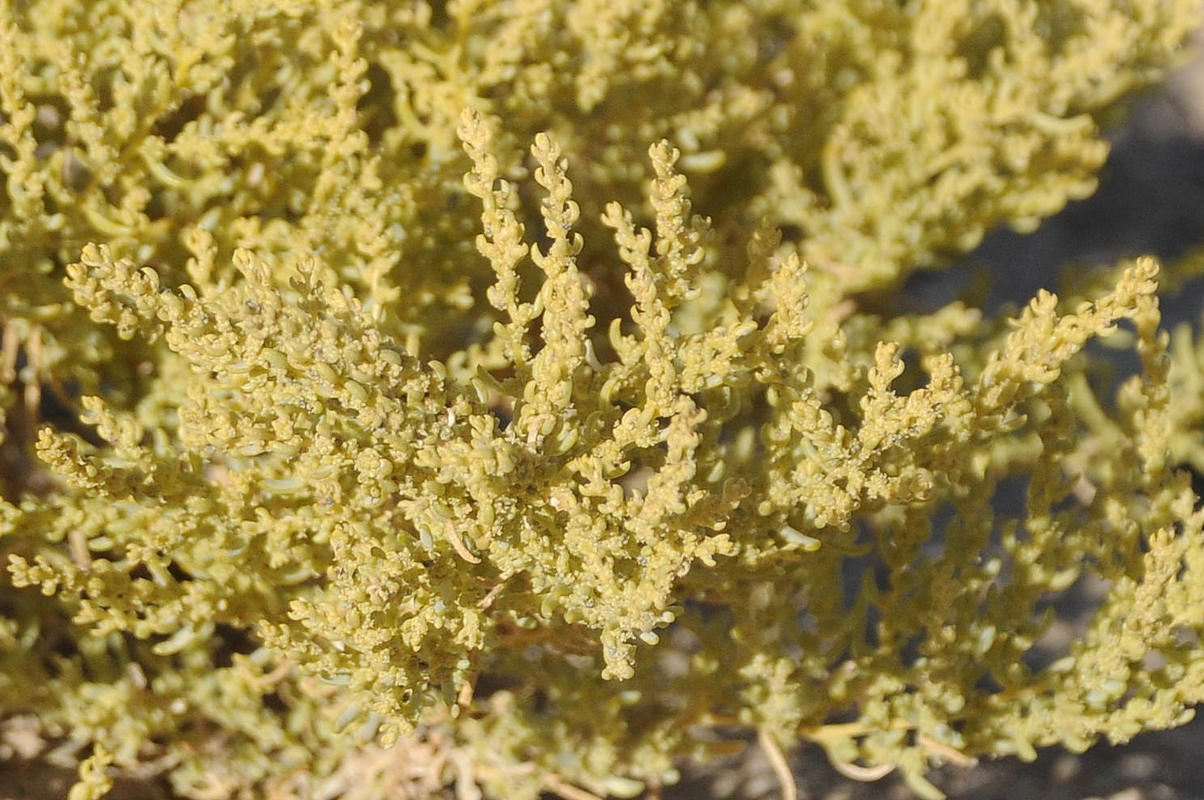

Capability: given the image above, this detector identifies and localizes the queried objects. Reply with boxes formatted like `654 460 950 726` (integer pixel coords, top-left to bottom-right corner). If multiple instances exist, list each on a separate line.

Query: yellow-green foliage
2 1 1204 798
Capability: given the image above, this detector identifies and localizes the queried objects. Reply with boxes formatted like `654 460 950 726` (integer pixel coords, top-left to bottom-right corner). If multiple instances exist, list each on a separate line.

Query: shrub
1 1 1203 798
